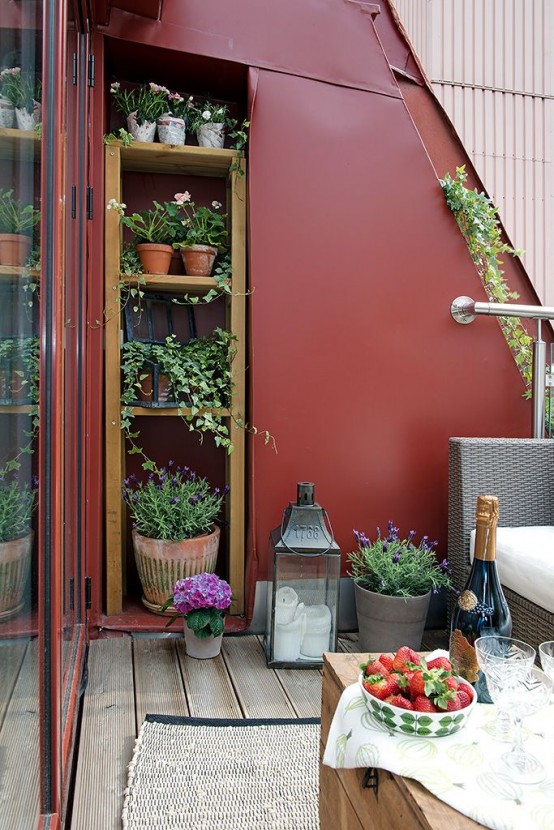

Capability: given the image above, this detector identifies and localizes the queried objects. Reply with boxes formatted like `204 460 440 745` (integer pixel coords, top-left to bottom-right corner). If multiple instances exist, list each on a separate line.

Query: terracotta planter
157 114 186 145
126 112 156 143
136 369 172 404
0 532 33 621
136 242 173 275
0 233 33 267
132 525 220 614
196 123 225 148
168 250 185 275
354 583 431 652
183 626 223 659
180 244 217 277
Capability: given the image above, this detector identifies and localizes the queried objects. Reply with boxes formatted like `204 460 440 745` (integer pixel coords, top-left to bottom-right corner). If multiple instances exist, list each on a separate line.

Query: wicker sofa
448 437 554 653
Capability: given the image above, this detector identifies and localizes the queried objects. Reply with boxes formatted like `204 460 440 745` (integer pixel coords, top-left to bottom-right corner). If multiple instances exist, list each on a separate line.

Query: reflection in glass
0 3 42 826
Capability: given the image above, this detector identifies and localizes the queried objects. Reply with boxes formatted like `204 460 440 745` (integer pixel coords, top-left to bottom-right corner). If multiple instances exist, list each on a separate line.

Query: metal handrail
450 296 554 438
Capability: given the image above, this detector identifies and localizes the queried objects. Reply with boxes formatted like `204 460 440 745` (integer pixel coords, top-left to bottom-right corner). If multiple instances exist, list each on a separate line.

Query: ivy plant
440 166 533 395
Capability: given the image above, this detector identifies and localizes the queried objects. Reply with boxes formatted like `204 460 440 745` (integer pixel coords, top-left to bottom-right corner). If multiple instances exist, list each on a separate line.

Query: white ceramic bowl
358 672 477 737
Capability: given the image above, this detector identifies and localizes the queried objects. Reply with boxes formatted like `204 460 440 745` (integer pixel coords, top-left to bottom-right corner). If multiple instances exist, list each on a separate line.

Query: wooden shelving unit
104 141 246 617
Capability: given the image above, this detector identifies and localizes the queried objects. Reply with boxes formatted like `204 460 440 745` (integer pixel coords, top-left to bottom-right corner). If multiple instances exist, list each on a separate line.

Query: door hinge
69 577 75 611
71 185 76 219
72 52 77 85
86 186 93 220
88 54 95 88
85 576 92 610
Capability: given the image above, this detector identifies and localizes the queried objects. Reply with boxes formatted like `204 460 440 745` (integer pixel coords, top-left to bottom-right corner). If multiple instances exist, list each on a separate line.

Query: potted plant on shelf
170 190 228 276
0 475 37 620
121 462 228 615
157 91 194 146
162 572 232 658
109 81 170 142
0 188 41 267
347 520 452 652
0 66 41 130
106 198 176 275
187 98 233 148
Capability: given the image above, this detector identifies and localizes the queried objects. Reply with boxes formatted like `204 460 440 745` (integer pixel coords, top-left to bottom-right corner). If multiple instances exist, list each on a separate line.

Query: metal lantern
264 482 341 668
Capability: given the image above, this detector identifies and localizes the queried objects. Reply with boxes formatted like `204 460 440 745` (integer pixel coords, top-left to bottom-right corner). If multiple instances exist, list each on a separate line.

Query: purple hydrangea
172 572 232 615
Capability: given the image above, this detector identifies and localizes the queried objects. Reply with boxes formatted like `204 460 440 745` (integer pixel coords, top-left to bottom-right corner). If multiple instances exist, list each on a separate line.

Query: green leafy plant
121 463 227 540
0 475 37 542
162 571 233 636
0 66 41 110
104 128 134 146
347 521 452 598
109 81 169 125
0 189 41 235
440 166 533 394
162 91 194 120
106 198 172 244
187 98 233 132
170 191 228 249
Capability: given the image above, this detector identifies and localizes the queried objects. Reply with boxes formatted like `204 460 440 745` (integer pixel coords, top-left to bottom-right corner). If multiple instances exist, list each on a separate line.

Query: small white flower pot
15 101 41 131
196 122 225 149
157 114 186 146
0 96 14 128
127 112 156 143
184 626 223 659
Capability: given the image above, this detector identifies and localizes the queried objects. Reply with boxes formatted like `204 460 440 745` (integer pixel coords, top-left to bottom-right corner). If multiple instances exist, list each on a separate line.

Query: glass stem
509 716 525 768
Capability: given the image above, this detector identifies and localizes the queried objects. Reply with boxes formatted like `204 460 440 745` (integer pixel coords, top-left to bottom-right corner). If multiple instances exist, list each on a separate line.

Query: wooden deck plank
274 667 323 717
0 641 27 730
71 639 135 830
133 638 189 724
0 639 40 829
176 638 243 718
222 635 296 718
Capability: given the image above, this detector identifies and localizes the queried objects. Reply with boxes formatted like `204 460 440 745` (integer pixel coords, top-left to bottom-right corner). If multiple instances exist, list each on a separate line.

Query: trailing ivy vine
440 166 533 395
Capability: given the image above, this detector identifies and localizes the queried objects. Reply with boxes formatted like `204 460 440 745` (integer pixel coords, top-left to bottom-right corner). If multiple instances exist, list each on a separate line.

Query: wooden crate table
319 652 483 830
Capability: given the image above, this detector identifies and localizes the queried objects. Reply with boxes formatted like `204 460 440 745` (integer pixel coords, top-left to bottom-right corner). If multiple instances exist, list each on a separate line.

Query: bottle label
458 590 478 611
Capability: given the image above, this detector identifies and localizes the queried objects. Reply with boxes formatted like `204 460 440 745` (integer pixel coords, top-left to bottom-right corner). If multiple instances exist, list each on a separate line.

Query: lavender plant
121 462 227 540
347 520 451 598
167 572 232 637
0 476 37 542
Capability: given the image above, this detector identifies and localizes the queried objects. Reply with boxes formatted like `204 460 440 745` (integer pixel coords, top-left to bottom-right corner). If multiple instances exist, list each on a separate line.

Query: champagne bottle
449 494 511 702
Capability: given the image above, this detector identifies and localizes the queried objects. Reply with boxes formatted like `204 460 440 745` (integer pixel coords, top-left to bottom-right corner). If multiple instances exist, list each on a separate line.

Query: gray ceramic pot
354 583 431 653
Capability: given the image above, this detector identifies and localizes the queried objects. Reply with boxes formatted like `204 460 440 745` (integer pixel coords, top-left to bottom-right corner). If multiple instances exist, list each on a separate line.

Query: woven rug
122 715 321 829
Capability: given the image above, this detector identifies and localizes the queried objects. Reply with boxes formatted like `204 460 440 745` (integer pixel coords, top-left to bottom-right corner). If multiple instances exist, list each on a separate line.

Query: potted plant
157 91 194 146
187 98 233 148
170 190 228 276
122 463 228 614
0 476 37 620
163 571 232 658
347 520 452 652
110 81 170 142
0 188 41 266
0 66 41 130
107 198 175 274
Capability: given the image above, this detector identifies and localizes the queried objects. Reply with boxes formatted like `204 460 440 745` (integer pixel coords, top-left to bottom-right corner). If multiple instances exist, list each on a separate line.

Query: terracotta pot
0 532 33 621
196 123 225 148
0 233 32 267
183 626 223 659
157 114 186 145
132 525 220 614
354 583 431 652
136 242 173 275
126 112 156 143
168 249 185 275
180 244 217 277
136 369 172 404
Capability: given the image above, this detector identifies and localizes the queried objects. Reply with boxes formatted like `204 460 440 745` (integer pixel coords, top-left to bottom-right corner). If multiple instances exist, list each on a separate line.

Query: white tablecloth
323 681 554 830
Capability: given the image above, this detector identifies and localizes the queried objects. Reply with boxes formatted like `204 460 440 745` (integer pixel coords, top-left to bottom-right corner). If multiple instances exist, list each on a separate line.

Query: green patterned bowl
358 673 477 737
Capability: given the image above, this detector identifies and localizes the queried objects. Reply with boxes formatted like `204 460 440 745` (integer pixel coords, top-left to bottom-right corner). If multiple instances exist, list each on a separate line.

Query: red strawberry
444 695 462 711
427 656 453 673
363 658 389 677
461 683 476 701
456 689 472 709
413 695 437 713
445 676 459 692
387 694 414 711
378 653 394 672
408 672 426 698
392 646 421 672
363 674 399 700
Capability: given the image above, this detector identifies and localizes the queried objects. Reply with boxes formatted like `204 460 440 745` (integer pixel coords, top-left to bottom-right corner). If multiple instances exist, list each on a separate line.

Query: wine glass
539 641 554 683
474 636 536 741
491 667 553 784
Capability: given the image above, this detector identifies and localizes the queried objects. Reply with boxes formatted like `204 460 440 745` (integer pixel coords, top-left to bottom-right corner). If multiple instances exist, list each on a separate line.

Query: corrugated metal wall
393 0 554 305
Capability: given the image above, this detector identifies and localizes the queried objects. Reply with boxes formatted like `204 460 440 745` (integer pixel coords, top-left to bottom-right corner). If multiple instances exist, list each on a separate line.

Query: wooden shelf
0 127 40 161
108 140 239 177
0 405 34 414
126 406 230 417
0 266 39 280
120 273 216 293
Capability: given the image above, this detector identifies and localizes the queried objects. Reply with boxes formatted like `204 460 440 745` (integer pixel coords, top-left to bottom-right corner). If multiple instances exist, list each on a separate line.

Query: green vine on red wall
440 166 533 396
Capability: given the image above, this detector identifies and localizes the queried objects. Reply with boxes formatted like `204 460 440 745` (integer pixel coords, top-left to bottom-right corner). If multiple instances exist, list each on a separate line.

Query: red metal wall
96 0 540 617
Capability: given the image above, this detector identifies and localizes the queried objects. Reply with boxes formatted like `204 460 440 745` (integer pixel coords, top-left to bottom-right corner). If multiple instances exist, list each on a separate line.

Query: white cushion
469 526 554 614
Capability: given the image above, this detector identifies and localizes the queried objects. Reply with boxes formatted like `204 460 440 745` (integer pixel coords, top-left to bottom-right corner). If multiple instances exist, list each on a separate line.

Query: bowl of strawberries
358 646 477 737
